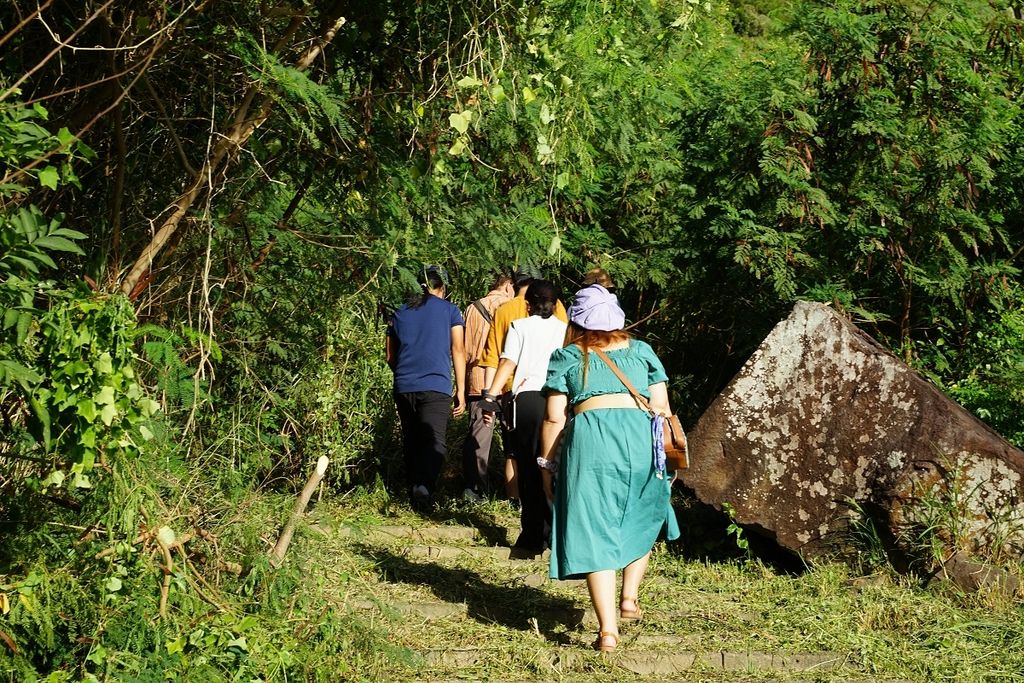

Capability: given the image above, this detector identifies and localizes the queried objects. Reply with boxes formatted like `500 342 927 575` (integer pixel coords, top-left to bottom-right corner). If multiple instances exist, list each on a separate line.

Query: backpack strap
471 299 493 325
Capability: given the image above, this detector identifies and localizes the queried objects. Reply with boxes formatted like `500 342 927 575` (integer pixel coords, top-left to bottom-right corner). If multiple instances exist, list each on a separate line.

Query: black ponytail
407 268 445 309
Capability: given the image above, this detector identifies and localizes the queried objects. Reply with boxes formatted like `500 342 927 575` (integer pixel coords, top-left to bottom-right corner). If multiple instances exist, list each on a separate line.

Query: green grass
3 458 1024 682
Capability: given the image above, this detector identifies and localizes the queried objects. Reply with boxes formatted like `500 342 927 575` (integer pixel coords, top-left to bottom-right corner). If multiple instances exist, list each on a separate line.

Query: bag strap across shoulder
471 299 493 325
591 348 654 416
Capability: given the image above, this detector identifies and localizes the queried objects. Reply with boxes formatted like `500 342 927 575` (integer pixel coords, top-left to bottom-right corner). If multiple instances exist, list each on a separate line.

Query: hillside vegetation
1 0 1023 680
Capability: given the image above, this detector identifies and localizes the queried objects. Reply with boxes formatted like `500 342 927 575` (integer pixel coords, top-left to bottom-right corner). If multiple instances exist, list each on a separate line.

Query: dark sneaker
410 485 434 513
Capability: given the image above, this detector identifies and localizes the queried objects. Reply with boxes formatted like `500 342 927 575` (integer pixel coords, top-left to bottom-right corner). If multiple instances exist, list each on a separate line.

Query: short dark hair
512 265 543 287
525 279 557 319
491 273 514 290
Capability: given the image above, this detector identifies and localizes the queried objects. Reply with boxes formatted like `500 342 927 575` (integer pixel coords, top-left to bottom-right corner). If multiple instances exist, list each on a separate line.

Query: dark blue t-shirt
388 295 465 395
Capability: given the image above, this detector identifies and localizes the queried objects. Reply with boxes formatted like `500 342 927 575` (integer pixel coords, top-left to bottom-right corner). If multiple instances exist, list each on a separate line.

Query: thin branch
0 34 164 188
0 0 54 50
34 0 200 53
625 305 667 331
0 0 117 102
21 57 153 106
142 76 199 176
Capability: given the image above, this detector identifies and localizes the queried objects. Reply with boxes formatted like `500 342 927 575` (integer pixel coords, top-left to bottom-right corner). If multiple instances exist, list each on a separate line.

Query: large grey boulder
682 301 1024 564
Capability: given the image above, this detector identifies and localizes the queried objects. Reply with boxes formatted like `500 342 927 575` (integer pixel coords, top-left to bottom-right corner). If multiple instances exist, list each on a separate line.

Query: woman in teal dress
538 284 681 652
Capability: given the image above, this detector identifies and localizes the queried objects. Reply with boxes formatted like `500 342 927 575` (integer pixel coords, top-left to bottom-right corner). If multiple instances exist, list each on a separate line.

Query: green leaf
28 251 57 269
0 359 41 386
448 138 466 156
3 308 19 331
28 395 51 451
51 227 88 240
38 166 59 191
225 636 248 653
166 637 186 655
456 75 482 88
100 403 117 426
489 84 506 103
65 360 90 376
105 577 122 592
41 470 65 488
15 311 31 345
95 352 113 375
539 104 555 125
522 86 536 104
95 386 116 405
0 182 28 194
77 140 97 160
6 255 39 274
449 111 473 134
77 399 97 421
57 127 75 147
32 236 83 254
139 398 160 416
32 102 48 119
139 425 154 441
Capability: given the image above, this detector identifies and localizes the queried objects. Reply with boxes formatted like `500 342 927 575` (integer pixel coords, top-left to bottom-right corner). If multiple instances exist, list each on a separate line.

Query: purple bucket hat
568 284 625 331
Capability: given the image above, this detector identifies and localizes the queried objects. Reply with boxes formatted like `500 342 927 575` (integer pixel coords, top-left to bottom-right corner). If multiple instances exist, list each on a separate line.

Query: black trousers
509 390 550 548
394 390 451 494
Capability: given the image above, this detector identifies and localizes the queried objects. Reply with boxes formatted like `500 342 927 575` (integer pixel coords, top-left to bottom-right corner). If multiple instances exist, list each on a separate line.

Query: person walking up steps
385 266 466 513
460 273 515 501
479 280 566 552
537 283 681 652
478 266 567 508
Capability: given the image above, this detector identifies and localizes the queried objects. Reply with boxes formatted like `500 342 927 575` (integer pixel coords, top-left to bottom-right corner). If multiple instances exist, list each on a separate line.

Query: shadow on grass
353 544 581 644
434 504 513 547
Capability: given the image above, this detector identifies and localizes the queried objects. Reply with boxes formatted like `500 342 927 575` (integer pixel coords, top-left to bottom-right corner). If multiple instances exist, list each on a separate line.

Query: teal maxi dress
543 340 681 580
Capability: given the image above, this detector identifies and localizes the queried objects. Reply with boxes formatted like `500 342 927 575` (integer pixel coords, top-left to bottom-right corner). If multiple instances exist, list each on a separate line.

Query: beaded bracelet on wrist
536 457 558 473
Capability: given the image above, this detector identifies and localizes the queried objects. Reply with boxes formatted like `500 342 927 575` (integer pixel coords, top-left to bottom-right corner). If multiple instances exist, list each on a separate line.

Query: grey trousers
461 396 499 492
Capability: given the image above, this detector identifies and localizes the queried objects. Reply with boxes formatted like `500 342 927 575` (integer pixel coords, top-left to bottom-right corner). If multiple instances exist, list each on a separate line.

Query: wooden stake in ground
270 456 329 567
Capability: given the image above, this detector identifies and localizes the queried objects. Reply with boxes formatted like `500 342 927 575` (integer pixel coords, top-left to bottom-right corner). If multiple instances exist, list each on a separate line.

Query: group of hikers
384 265 681 652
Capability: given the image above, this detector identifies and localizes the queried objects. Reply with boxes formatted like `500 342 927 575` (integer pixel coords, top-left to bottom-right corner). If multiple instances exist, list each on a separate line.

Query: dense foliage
2 0 1023 678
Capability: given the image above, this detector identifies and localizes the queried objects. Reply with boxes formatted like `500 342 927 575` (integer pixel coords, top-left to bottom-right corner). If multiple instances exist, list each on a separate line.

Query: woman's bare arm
648 381 670 416
538 393 568 502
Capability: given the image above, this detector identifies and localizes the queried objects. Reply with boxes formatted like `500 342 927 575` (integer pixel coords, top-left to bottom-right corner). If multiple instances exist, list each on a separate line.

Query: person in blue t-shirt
386 266 466 512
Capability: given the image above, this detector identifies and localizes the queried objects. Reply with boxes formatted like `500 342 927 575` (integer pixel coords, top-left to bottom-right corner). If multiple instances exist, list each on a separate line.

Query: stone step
402 543 547 563
350 598 588 627
335 523 517 545
351 594 758 632
417 645 851 676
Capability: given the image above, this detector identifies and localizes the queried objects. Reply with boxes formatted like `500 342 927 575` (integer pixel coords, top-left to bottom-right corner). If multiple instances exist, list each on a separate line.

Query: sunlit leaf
38 166 59 190
100 403 117 426
157 526 176 547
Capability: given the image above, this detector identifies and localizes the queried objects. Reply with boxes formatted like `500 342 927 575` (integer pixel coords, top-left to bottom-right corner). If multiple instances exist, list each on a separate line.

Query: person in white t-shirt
480 279 567 552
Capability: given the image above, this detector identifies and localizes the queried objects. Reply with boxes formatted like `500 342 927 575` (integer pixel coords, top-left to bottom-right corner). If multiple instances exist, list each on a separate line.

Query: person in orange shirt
460 273 515 500
479 266 568 515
